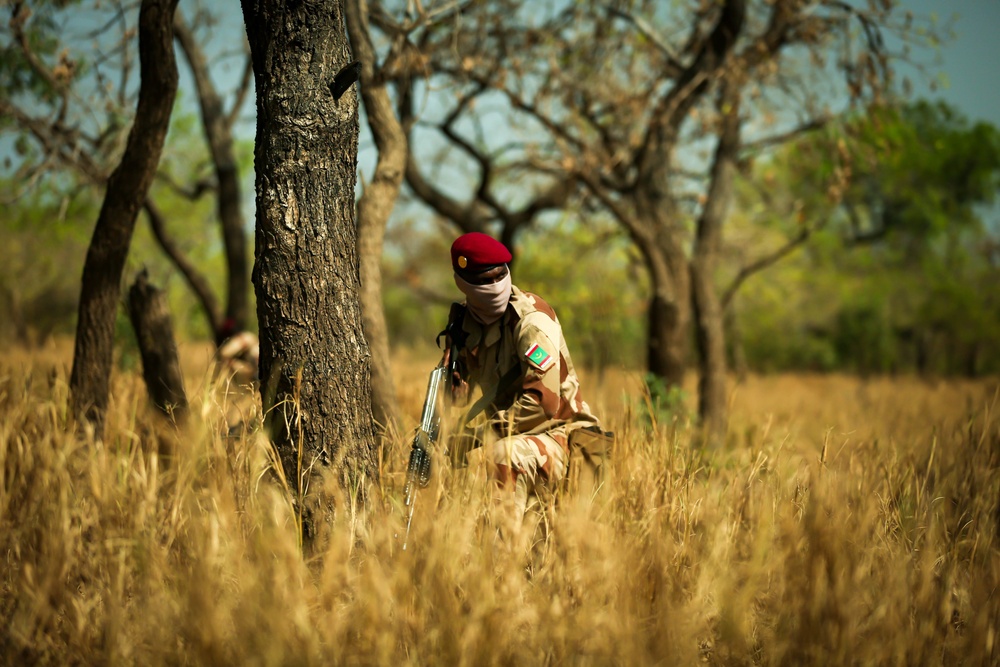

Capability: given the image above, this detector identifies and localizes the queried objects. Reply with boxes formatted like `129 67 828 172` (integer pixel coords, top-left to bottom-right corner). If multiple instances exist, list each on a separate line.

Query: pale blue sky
897 0 1000 127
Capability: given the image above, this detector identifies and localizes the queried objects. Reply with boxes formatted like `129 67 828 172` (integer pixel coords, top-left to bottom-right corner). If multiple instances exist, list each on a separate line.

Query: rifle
401 304 467 549
401 364 447 550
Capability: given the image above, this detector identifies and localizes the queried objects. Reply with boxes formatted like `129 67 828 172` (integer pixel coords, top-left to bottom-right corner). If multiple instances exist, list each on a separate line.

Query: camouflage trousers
451 425 568 520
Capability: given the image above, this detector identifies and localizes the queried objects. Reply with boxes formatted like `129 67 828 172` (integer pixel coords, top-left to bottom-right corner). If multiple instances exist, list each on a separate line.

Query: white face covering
454 269 512 325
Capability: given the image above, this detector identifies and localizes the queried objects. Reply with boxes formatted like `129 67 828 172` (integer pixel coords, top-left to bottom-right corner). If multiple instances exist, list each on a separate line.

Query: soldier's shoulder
511 286 557 321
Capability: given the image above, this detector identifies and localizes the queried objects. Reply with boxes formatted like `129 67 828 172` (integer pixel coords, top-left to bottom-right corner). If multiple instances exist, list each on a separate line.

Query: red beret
450 232 512 273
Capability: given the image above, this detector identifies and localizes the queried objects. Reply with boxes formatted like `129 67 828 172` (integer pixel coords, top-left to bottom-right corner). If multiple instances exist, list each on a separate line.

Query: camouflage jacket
453 285 602 446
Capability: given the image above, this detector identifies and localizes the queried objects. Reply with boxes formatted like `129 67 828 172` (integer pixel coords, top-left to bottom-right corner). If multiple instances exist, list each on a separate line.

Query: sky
894 0 1000 128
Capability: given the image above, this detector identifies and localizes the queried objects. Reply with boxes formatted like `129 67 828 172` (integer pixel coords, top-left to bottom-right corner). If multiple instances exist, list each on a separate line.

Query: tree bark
345 0 407 435
242 0 378 533
691 85 741 446
126 270 188 421
645 221 692 389
69 0 180 434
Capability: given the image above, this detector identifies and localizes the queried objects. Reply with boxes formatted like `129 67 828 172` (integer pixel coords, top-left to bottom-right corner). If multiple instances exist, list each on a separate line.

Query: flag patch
525 343 553 370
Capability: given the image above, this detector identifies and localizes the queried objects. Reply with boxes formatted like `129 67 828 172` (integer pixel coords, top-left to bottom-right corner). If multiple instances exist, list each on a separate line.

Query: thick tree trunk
242 0 378 532
345 0 406 435
69 0 180 434
126 270 188 421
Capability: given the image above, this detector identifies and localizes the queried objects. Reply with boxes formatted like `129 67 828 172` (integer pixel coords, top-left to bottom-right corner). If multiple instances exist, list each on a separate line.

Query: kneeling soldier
441 232 609 530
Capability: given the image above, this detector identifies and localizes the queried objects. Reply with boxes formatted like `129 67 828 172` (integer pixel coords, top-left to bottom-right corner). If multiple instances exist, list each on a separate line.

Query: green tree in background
731 100 1000 375
515 221 648 374
0 184 97 344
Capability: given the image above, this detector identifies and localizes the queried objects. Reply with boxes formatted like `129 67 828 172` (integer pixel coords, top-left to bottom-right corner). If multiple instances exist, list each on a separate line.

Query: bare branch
143 199 222 331
721 227 812 309
606 5 684 76
153 171 215 200
0 98 107 183
225 54 254 131
634 0 747 181
741 116 830 154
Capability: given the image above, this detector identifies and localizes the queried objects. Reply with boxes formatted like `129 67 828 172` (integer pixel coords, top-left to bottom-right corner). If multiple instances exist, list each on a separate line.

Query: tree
344 0 408 436
171 9 253 338
834 101 1000 247
781 100 1000 375
345 0 488 441
1 2 255 347
127 269 188 421
399 0 920 442
241 0 378 531
69 0 180 432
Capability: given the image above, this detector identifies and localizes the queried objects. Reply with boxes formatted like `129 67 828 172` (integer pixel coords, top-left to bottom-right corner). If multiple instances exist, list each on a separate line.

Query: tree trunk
691 85 741 445
725 307 748 380
646 288 689 387
174 12 251 336
126 270 188 421
242 0 378 534
345 0 406 436
637 205 691 389
691 264 728 443
69 0 180 434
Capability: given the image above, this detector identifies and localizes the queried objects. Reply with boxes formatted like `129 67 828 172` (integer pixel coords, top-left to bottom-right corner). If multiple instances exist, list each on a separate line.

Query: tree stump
127 269 188 422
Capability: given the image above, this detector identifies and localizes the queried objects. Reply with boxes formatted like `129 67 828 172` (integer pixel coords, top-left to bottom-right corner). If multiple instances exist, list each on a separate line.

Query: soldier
441 232 609 531
214 318 260 385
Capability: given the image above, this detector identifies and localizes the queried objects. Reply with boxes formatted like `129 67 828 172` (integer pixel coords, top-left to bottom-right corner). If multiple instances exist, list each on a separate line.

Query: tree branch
634 0 747 181
225 54 254 131
143 199 222 331
606 5 685 76
721 227 812 308
741 116 830 154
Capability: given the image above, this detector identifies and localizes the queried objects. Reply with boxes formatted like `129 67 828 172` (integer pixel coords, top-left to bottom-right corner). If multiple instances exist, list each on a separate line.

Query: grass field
1 340 998 665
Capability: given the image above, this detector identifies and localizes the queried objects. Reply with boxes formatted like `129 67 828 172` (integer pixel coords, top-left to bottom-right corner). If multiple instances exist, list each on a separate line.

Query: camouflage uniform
451 284 603 499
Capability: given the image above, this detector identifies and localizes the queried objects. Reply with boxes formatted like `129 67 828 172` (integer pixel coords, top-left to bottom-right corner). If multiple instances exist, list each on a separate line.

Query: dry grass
1 341 998 666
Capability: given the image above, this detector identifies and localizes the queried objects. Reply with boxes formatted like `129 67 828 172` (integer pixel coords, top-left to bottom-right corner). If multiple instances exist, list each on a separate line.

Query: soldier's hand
442 347 469 405
450 372 469 405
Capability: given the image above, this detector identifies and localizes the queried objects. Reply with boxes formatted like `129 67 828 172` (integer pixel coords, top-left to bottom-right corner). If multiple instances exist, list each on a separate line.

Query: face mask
454 270 512 325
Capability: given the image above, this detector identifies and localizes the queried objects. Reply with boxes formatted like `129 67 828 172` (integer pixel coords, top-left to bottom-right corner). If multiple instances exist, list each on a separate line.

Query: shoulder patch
525 342 554 371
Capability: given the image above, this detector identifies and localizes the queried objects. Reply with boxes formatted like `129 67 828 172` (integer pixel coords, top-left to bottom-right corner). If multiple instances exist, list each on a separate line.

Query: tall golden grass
1 340 998 665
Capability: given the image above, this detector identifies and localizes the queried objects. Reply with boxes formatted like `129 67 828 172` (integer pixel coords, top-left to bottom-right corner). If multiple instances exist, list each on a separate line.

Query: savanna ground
1 339 998 665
